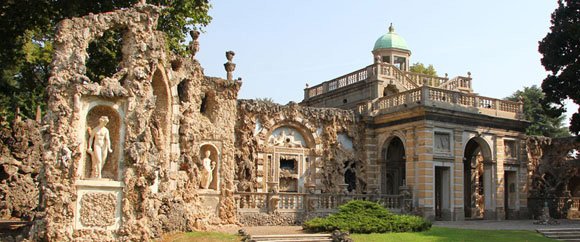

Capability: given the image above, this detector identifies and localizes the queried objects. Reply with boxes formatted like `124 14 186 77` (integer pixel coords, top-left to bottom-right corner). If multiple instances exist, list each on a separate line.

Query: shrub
303 200 431 234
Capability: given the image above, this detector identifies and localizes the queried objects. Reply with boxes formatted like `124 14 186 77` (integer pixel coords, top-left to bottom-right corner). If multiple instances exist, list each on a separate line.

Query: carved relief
504 140 517 159
268 128 305 148
434 132 450 153
79 193 116 227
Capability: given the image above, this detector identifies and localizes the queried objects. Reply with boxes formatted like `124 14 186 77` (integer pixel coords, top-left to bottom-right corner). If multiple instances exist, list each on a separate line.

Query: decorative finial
224 51 236 81
188 30 200 58
467 71 472 77
389 23 394 33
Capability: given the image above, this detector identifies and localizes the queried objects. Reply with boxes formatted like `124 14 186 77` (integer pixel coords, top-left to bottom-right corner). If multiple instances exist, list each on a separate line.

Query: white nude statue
200 150 216 189
87 116 113 179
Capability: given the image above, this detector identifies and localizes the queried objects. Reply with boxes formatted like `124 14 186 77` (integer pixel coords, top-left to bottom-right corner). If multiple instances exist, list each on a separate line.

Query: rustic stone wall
36 3 241 241
0 118 43 221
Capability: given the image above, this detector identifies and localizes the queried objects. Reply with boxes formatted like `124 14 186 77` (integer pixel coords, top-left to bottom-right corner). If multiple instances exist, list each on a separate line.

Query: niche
279 155 299 192
200 91 218 122
199 144 220 190
84 105 121 180
150 68 171 152
344 161 357 193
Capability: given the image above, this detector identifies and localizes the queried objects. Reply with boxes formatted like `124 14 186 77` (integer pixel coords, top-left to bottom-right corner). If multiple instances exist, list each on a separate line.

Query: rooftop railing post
421 85 430 106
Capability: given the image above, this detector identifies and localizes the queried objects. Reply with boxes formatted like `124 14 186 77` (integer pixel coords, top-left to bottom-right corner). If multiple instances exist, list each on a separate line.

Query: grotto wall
37 3 241 241
526 136 580 219
235 100 368 224
0 117 43 222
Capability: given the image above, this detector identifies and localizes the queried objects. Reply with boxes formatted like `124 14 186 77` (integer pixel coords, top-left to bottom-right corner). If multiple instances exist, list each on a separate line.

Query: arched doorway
381 137 406 195
463 137 493 219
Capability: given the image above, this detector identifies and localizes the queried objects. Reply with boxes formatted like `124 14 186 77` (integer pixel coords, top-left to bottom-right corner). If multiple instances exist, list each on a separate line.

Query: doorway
504 170 517 219
435 166 450 220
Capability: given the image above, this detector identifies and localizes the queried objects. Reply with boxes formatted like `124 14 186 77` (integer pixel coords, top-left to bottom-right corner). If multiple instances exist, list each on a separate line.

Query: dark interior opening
280 158 296 172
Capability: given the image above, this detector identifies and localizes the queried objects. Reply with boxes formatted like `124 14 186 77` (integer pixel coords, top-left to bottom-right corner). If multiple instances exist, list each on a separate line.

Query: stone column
453 128 465 220
415 123 435 220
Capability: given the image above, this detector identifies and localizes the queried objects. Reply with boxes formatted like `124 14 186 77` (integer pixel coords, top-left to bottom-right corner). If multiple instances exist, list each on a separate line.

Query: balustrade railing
234 192 404 214
367 86 523 119
404 71 448 87
438 76 472 92
304 63 475 100
306 65 372 98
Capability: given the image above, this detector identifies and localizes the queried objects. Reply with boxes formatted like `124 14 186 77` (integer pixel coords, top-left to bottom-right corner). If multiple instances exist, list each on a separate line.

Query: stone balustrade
306 65 372 98
234 192 404 214
364 86 523 120
303 62 472 100
404 71 448 87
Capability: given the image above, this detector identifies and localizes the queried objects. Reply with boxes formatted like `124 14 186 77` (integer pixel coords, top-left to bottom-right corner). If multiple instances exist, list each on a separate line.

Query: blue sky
195 1 576 124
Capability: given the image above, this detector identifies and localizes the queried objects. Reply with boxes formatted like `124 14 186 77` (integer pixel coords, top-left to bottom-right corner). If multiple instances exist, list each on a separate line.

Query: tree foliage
538 0 580 135
0 0 212 121
506 85 570 138
409 62 437 76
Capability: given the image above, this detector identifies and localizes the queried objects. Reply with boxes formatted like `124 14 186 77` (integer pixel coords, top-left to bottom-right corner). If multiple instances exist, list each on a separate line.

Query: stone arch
150 65 172 153
84 105 122 180
199 143 220 191
463 136 493 162
380 135 407 194
50 7 159 83
463 136 494 219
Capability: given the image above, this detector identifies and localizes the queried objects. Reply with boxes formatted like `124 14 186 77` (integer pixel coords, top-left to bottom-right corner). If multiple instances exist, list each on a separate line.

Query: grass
157 227 555 242
158 231 239 242
350 227 555 242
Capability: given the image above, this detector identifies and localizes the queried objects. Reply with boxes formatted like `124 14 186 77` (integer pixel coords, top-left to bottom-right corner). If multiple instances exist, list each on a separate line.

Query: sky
195 1 577 124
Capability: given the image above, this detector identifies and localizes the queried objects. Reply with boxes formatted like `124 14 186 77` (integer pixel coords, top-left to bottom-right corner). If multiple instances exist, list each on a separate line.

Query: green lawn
351 227 555 242
160 227 554 242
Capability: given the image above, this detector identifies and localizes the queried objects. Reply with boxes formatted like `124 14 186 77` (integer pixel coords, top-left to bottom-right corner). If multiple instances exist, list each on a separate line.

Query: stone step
249 234 333 242
537 228 580 241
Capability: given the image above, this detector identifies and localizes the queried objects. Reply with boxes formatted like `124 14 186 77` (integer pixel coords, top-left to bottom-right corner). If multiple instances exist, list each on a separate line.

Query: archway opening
381 137 406 195
463 137 492 219
344 160 357 193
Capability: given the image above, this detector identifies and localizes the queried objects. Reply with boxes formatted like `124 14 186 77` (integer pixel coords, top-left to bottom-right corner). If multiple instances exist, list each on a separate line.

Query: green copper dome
373 24 410 51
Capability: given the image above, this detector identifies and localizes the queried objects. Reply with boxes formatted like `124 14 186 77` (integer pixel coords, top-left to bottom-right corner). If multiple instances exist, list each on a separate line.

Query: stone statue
268 184 280 214
200 150 216 189
87 116 113 179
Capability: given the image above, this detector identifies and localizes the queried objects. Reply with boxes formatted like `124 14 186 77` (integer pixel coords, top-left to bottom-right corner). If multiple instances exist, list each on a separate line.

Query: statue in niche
200 150 216 189
87 116 113 179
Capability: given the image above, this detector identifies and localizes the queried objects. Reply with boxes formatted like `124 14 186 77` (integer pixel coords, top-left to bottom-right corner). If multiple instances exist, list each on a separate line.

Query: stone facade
301 25 531 221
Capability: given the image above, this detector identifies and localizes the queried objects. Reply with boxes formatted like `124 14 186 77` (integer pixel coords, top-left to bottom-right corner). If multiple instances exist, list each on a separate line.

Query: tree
506 85 570 138
409 62 437 76
538 0 580 135
0 0 212 122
